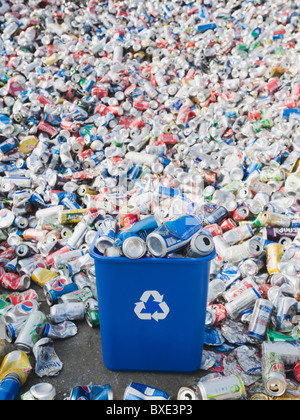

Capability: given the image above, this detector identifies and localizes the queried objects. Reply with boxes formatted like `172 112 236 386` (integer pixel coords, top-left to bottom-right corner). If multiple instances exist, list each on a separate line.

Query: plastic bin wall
90 233 216 373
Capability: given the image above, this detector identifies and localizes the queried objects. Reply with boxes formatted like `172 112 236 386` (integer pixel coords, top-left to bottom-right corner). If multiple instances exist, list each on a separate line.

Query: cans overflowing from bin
0 0 299 401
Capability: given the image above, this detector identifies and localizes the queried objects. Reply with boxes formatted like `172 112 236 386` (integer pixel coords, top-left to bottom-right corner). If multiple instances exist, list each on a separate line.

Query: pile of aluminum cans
0 0 299 401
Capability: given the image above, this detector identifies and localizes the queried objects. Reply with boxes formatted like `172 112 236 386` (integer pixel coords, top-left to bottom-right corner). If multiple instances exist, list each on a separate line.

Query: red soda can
204 224 223 237
7 289 39 305
233 206 250 222
45 246 72 267
158 134 178 144
257 284 272 300
129 116 145 129
70 136 85 154
134 97 150 111
77 148 93 162
36 94 55 107
206 304 226 327
220 218 237 232
38 121 58 137
60 120 79 133
92 86 108 98
0 249 16 264
262 78 281 95
0 273 31 291
7 76 24 97
106 105 122 116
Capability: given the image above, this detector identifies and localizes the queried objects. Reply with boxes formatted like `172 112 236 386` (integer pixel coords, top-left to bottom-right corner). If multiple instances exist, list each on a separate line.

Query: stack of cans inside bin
0 0 299 400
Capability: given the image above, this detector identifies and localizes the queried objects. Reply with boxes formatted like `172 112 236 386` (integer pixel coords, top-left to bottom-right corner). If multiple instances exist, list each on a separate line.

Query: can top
30 383 56 400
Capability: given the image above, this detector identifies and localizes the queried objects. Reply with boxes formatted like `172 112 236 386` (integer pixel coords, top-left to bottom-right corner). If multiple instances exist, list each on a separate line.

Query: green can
262 352 287 397
85 309 99 328
60 287 93 304
15 311 47 353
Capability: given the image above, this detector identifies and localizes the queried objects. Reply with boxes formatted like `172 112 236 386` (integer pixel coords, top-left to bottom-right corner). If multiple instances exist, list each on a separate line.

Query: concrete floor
1 282 203 400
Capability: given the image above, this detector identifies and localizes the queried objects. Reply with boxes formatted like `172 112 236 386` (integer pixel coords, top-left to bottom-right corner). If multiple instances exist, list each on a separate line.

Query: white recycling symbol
134 290 170 322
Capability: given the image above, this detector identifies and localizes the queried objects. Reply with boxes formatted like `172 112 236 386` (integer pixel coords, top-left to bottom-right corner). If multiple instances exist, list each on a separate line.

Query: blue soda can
158 186 183 198
95 218 118 254
69 384 113 400
204 205 228 225
124 382 169 401
61 194 81 210
127 164 142 181
46 282 79 306
282 108 300 120
29 191 48 208
0 373 22 401
197 23 216 32
147 215 202 257
0 137 18 155
114 215 158 251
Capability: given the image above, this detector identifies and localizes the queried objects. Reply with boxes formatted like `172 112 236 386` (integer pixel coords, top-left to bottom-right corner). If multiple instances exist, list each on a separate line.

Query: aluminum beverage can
49 302 85 323
46 282 79 306
204 205 228 225
223 277 256 303
178 375 245 401
266 243 283 274
0 350 31 385
204 224 223 237
3 299 39 324
15 311 47 353
0 373 21 401
225 237 263 263
223 224 253 245
119 203 140 228
122 233 147 259
248 299 273 340
262 352 286 397
147 215 202 257
22 383 56 400
225 287 261 319
177 385 199 400
185 230 214 258
124 382 169 400
85 308 99 328
95 217 117 254
69 384 113 400
43 277 71 296
205 304 226 327
59 287 93 304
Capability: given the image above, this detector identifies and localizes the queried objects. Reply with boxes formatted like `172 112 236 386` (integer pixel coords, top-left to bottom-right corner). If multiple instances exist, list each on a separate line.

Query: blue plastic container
90 232 215 373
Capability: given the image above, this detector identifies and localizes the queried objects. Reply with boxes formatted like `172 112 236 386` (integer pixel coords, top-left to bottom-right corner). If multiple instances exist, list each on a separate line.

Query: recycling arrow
134 291 170 322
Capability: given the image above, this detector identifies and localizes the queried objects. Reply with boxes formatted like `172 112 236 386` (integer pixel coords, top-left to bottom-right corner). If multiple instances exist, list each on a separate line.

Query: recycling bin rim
89 231 216 264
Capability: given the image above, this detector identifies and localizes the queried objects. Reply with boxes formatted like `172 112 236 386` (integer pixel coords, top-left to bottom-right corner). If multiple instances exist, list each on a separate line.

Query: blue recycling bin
90 232 215 373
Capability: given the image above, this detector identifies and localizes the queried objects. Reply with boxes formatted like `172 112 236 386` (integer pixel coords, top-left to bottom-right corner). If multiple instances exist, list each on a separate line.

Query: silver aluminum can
196 375 246 400
123 235 146 259
49 302 85 324
185 230 214 258
248 299 273 340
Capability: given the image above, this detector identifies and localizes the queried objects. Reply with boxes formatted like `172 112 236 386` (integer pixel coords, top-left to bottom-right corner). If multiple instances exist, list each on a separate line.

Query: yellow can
18 136 38 155
0 351 32 386
266 243 283 275
31 267 58 287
